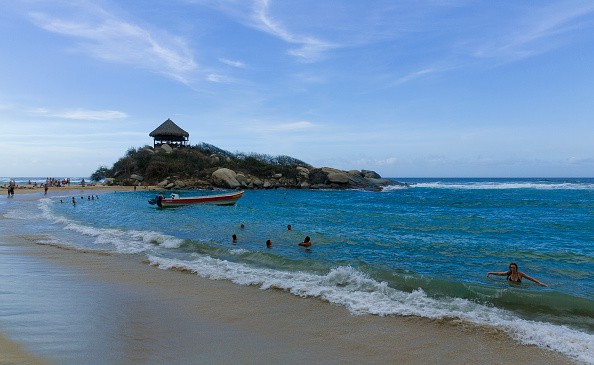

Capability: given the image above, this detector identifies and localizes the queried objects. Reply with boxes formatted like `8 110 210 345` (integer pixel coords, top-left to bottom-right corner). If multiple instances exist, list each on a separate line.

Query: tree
91 166 110 182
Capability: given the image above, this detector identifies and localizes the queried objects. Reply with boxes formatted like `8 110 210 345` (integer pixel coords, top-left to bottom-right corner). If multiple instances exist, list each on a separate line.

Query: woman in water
487 263 547 286
298 236 311 248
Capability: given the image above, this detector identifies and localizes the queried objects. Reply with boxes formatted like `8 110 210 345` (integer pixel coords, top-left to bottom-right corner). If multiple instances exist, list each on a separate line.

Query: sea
1 177 593 363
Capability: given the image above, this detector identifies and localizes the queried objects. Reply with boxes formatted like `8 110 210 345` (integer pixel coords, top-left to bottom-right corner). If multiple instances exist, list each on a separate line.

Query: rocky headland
94 143 407 191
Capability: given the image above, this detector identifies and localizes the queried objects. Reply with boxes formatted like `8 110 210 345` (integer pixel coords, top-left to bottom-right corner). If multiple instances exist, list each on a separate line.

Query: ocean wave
38 199 184 253
148 255 594 364
407 181 594 190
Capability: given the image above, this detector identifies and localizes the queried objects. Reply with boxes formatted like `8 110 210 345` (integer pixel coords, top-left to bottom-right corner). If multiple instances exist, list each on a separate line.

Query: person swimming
298 236 311 248
487 263 547 286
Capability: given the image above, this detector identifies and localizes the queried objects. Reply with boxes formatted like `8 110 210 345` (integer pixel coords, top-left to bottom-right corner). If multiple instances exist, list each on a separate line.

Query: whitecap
147 256 594 364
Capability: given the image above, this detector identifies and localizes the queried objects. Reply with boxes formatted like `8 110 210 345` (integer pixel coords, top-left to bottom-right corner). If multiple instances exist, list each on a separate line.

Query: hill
91 143 403 190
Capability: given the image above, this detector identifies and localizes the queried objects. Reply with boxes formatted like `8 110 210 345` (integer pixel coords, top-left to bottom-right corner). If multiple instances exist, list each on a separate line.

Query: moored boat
148 191 244 208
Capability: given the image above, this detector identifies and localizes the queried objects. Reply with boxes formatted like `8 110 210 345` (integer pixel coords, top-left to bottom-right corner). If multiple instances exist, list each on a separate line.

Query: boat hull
150 191 244 208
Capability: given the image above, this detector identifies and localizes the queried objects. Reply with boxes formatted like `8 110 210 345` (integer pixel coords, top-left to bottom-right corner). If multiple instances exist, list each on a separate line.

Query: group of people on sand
232 223 313 250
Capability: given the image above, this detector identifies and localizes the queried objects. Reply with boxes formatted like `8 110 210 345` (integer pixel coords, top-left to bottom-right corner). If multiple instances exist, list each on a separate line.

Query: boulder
308 169 328 185
130 174 144 181
362 170 381 179
160 144 173 154
236 174 249 187
158 179 169 187
209 154 220 164
327 171 350 184
211 168 241 189
296 166 310 178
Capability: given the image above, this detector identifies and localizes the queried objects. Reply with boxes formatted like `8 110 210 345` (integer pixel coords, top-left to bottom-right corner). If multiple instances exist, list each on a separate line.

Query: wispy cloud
471 3 594 62
219 58 246 68
251 0 337 61
252 120 317 133
28 4 197 83
393 67 439 86
31 108 128 121
206 73 234 83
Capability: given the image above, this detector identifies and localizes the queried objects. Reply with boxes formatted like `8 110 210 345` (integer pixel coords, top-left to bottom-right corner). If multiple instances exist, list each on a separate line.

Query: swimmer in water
487 263 547 286
298 236 311 248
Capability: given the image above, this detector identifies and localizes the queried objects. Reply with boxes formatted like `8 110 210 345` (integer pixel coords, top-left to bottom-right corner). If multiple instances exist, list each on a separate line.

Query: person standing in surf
487 263 547 286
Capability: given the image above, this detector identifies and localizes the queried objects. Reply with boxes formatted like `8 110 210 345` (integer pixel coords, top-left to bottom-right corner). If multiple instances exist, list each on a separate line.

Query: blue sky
1 1 593 178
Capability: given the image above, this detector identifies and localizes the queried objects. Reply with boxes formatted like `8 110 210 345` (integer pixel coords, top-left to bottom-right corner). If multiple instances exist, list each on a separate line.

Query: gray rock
160 144 173 154
212 168 241 189
308 169 328 185
362 170 381 179
296 166 310 178
130 174 144 181
327 172 350 184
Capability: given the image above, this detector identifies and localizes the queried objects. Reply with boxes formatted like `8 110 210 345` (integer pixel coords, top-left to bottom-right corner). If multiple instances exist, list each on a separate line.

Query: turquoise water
2 178 593 363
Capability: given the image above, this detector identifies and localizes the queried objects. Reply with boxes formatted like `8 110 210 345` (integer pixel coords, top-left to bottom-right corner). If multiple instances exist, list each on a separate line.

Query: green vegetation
92 143 311 185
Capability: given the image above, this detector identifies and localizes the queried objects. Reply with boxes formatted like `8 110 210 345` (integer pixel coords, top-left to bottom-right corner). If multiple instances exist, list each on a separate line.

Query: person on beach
44 184 48 195
8 180 15 197
266 239 272 248
232 234 238 244
72 197 76 205
487 263 547 286
298 236 311 248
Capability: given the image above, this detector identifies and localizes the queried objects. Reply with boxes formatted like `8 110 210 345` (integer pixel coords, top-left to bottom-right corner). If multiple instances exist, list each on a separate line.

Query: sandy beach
3 183 150 195
0 224 576 364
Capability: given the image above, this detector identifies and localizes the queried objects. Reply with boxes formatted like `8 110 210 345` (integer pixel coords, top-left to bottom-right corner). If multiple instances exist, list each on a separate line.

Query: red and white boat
149 190 244 208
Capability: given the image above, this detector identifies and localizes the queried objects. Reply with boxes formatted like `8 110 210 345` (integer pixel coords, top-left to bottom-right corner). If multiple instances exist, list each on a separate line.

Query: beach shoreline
0 237 576 364
2 184 152 195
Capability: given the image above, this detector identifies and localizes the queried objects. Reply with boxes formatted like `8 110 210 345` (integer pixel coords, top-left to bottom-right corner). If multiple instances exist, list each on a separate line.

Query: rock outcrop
155 167 407 191
211 168 241 189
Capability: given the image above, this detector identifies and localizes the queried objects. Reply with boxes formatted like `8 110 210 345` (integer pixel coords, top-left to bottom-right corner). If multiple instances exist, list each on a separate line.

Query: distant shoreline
1 184 153 195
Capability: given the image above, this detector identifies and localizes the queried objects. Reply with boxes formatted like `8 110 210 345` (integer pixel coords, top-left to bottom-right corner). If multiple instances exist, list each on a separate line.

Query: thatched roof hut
149 119 189 148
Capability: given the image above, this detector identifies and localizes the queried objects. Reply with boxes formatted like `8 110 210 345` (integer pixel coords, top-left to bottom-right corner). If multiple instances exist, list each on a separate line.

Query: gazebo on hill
149 119 189 148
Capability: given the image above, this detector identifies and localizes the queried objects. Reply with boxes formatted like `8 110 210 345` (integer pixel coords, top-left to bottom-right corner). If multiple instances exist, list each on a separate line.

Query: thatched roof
149 119 189 138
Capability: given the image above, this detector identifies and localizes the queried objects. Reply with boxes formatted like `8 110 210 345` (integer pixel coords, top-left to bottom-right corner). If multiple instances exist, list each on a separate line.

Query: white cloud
219 58 246 68
30 108 128 121
393 67 439 85
28 6 197 83
471 3 594 62
250 0 337 61
261 121 317 132
206 73 233 83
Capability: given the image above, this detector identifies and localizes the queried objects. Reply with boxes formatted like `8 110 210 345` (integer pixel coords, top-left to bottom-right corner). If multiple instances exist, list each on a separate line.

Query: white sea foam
149 255 594 364
38 199 184 253
408 181 594 190
229 248 249 255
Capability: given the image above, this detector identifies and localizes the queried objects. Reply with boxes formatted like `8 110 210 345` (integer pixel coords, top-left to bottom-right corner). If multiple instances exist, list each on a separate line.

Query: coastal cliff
93 143 407 190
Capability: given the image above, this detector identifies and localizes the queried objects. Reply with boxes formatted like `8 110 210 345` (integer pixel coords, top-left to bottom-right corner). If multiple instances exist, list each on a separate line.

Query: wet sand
4 184 150 195
0 238 575 364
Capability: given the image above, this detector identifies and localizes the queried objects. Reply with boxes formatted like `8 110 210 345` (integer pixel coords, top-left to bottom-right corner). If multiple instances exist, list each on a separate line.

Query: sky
1 0 593 178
